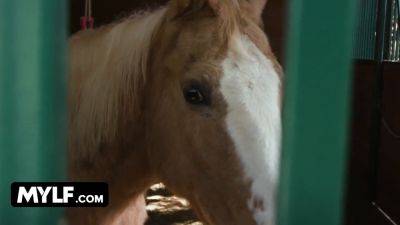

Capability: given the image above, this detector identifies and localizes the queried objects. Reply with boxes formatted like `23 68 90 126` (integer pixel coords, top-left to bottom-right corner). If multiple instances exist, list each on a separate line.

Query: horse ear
239 0 267 25
168 0 221 19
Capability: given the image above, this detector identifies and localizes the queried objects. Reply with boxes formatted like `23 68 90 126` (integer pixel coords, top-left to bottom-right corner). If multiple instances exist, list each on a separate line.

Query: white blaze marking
220 34 281 225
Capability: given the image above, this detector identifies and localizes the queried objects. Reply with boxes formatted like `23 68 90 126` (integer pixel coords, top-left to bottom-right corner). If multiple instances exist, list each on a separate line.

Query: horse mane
69 7 167 154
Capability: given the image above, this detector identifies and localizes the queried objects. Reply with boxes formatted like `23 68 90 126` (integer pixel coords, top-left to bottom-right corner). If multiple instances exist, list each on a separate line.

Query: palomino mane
69 7 167 153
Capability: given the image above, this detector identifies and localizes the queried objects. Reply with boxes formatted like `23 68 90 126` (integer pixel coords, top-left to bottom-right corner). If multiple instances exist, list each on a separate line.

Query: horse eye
184 87 207 105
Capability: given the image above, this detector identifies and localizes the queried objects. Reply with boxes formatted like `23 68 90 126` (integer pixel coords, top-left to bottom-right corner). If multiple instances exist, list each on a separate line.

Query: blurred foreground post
278 0 357 225
0 0 67 224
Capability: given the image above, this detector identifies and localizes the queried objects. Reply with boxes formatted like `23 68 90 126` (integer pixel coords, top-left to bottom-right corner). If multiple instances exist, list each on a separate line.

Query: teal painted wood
0 0 67 224
278 0 357 225
353 0 377 60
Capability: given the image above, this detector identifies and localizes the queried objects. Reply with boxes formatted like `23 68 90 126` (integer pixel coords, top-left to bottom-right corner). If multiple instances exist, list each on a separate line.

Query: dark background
69 1 400 224
69 0 287 61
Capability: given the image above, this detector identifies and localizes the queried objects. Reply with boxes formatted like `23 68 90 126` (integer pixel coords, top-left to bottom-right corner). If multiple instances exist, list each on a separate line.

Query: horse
67 0 282 224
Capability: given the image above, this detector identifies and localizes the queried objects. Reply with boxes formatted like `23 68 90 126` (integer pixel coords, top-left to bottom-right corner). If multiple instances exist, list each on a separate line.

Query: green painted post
0 0 67 224
278 0 357 225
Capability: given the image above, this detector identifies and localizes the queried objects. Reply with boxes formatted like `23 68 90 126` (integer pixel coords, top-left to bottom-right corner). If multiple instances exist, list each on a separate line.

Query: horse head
145 1 282 224
68 1 282 224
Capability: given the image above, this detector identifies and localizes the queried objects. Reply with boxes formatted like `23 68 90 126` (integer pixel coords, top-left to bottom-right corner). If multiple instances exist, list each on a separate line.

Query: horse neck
67 8 170 225
68 6 168 207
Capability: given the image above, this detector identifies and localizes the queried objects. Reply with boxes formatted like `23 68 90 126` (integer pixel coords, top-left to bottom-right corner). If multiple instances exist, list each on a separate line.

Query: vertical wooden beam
0 0 67 224
278 0 357 225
